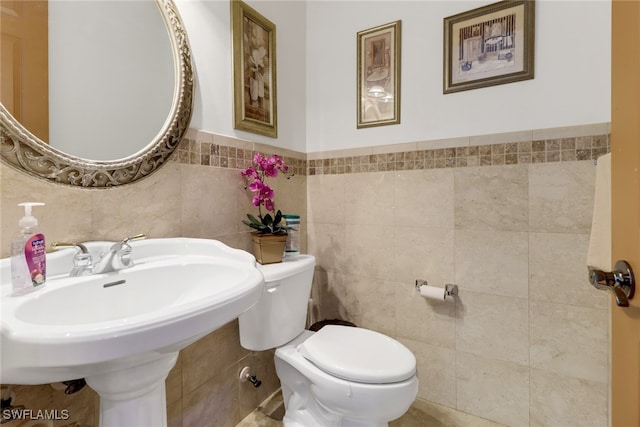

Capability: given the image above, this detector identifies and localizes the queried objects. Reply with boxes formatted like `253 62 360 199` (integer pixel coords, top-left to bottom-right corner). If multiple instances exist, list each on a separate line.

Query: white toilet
239 255 418 427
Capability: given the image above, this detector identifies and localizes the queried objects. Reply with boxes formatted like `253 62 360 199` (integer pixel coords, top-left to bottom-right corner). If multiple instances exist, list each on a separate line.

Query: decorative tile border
172 131 609 177
308 134 610 175
172 137 308 177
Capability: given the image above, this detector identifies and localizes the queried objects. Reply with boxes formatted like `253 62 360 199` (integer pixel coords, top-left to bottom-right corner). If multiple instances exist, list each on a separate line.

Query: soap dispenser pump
11 202 46 295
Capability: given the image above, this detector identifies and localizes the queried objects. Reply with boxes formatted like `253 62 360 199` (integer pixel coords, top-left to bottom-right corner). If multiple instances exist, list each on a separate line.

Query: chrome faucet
51 242 93 277
93 234 146 274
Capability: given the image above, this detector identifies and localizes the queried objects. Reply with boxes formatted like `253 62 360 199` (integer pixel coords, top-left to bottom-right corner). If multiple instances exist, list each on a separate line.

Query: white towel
586 153 612 271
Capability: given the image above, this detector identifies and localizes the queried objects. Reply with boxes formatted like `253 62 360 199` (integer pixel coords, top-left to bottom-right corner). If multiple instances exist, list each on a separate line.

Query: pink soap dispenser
11 202 46 295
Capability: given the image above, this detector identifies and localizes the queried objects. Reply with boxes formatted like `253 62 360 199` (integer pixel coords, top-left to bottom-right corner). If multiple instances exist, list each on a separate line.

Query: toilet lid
298 325 416 384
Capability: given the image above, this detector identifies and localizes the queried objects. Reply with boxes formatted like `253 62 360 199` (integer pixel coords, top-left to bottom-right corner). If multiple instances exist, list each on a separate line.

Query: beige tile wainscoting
306 123 610 427
0 123 609 427
0 129 307 427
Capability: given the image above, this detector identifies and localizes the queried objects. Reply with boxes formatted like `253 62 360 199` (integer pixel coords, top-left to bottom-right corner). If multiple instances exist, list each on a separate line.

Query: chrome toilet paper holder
445 284 459 296
415 279 458 297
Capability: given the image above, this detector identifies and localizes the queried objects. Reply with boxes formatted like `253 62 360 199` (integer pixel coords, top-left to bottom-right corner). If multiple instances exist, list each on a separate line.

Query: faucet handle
111 234 145 269
71 252 93 276
122 234 147 244
51 242 93 277
108 234 147 252
52 242 89 254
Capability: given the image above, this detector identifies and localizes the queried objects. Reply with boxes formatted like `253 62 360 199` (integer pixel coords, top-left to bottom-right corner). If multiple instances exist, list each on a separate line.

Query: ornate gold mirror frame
0 0 194 188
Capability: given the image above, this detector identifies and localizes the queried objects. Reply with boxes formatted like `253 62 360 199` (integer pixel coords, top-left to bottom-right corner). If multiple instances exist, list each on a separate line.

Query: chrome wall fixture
415 279 459 298
239 366 262 388
588 260 635 307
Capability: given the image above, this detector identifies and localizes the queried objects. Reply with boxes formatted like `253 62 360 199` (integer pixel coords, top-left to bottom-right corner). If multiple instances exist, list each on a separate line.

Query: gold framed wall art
443 0 535 94
357 20 401 128
231 0 277 137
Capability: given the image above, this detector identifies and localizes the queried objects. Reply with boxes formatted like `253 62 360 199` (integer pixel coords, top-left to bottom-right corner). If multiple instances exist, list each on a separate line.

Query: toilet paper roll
418 285 447 301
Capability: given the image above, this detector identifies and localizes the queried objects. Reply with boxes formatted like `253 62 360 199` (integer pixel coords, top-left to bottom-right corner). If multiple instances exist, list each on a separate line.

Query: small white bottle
11 202 47 296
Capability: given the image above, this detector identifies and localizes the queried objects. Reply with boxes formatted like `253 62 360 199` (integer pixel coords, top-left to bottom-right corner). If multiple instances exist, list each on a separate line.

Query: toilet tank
239 255 316 351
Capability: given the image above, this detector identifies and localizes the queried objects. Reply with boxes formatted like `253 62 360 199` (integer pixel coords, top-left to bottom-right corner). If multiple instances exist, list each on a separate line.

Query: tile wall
0 123 610 427
0 129 307 427
307 123 611 427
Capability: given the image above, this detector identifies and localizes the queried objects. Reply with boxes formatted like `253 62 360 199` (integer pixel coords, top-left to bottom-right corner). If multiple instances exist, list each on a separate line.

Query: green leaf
274 210 282 225
246 214 262 225
242 220 261 231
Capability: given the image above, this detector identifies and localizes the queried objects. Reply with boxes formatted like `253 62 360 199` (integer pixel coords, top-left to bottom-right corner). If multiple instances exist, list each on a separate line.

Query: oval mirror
0 0 193 188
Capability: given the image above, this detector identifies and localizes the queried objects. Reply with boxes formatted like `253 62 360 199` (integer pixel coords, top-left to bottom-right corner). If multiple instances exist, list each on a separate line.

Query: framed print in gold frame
443 0 535 94
357 20 401 129
231 0 277 137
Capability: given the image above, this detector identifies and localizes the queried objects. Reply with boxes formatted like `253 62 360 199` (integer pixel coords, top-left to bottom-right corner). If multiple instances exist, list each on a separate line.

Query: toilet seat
298 325 416 384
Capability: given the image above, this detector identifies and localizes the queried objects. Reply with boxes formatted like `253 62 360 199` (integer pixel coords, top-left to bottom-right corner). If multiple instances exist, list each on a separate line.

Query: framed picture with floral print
443 0 535 94
231 0 277 137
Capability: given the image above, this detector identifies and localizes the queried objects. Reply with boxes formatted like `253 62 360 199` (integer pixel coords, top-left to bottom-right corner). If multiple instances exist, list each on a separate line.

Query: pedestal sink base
85 352 179 427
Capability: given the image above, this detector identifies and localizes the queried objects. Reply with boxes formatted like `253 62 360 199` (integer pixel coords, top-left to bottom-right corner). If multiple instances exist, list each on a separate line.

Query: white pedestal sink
0 238 264 427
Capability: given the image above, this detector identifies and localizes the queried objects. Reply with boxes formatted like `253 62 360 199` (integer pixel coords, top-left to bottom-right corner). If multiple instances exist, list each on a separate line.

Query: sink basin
0 237 264 427
15 261 253 326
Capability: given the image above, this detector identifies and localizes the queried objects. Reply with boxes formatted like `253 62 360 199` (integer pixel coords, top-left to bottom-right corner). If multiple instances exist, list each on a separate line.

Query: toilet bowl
239 255 418 427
